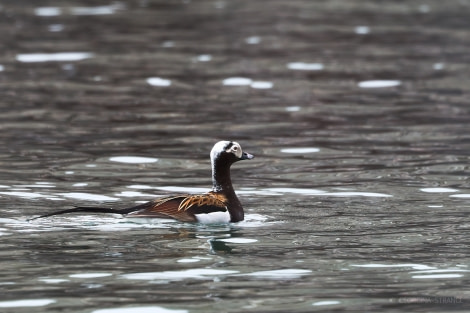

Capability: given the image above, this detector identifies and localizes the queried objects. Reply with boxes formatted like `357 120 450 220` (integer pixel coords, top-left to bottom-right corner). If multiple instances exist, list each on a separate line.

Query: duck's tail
28 203 151 221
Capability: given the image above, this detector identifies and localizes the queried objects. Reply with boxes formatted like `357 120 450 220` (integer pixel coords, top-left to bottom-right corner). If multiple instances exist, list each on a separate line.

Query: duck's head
210 141 254 165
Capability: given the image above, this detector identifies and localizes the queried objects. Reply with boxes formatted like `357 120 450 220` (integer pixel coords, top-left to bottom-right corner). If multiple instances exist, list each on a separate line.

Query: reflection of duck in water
32 141 254 223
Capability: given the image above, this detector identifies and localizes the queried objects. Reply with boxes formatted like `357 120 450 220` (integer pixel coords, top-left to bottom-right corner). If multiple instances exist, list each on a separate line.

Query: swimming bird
31 141 254 223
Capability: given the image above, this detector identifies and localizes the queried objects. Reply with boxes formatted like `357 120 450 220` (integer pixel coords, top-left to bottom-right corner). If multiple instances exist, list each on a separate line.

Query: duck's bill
241 152 254 160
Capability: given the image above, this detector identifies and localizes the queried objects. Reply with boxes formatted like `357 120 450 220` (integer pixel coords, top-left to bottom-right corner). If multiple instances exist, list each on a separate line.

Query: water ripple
122 269 239 281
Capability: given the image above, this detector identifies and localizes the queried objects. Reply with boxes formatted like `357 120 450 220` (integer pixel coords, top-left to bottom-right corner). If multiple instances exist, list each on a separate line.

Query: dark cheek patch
224 141 234 150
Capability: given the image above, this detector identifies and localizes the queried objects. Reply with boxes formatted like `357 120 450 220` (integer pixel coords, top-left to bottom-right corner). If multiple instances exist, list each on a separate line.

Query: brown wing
126 193 228 222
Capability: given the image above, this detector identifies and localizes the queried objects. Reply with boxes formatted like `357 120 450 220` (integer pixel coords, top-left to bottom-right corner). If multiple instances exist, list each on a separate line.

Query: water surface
1 0 470 312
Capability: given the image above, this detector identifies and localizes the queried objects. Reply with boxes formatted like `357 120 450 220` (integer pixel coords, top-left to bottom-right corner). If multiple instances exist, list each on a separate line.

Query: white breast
195 211 231 224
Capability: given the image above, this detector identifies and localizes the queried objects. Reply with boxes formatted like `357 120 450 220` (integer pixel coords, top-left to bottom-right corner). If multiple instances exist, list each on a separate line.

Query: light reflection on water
222 77 253 86
287 62 324 71
146 77 172 87
0 299 56 308
1 0 470 312
35 4 124 16
0 181 394 202
109 156 158 164
358 80 402 88
354 25 371 34
92 307 188 313
16 52 94 63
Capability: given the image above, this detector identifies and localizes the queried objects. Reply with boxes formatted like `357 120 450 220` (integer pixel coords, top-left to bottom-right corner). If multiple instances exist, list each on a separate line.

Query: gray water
1 1 470 312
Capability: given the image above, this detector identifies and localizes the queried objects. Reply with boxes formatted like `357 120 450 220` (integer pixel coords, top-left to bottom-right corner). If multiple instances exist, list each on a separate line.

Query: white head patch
210 141 243 161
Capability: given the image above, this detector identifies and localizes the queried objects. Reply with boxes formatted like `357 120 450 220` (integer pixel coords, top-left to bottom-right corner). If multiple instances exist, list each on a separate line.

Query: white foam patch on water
177 258 200 263
352 263 436 270
39 278 69 283
313 300 341 306
222 77 253 86
281 147 320 153
0 65 4 71
69 273 112 278
59 193 119 201
235 214 276 227
109 156 158 164
410 269 470 274
196 54 212 62
449 194 470 198
93 306 188 313
250 81 273 89
433 62 444 70
0 281 16 286
127 185 155 190
146 77 172 87
354 26 370 34
0 299 56 308
286 106 301 112
219 238 258 243
71 4 123 15
122 268 239 281
35 7 62 16
243 269 312 279
35 5 122 16
16 52 94 63
245 36 261 44
47 197 65 201
358 80 401 88
287 62 324 71
420 187 458 193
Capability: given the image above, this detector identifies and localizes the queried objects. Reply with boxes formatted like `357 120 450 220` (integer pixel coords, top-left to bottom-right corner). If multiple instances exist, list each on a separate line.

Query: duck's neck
211 160 244 222
212 160 234 193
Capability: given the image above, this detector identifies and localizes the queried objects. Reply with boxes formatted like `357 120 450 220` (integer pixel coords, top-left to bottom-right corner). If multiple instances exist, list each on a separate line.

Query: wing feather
126 193 228 222
178 193 227 211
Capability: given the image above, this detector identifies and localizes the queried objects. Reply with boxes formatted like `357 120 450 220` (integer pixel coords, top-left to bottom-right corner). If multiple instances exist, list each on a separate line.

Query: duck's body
125 192 233 223
32 141 253 223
